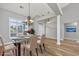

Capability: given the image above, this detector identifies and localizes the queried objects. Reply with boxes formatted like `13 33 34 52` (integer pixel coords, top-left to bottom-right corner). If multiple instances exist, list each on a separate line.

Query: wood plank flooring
44 39 79 56
5 38 79 56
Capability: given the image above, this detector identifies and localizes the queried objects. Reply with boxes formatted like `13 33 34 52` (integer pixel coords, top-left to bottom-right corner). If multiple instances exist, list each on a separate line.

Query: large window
9 18 28 37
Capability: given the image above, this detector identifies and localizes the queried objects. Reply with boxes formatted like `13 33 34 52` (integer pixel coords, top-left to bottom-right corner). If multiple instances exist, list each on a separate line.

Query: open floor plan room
0 3 79 56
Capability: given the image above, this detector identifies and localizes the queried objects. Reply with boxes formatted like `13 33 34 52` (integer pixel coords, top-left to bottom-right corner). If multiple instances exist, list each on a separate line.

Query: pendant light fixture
25 3 33 24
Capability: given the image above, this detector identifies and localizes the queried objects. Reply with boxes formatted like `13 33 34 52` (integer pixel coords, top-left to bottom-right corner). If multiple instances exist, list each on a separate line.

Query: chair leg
23 47 25 56
43 43 45 51
2 52 4 56
35 48 38 56
29 51 32 56
12 49 16 56
39 45 43 53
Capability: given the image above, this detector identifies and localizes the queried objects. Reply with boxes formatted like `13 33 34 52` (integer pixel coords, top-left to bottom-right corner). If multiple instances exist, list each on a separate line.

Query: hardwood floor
5 38 79 56
44 39 79 56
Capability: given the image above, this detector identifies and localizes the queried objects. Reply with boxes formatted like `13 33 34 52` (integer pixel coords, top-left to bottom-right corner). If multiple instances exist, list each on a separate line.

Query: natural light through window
9 17 28 38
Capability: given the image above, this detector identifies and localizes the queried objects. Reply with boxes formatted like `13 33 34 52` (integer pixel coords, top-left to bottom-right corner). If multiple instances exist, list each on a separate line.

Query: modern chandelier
25 3 33 24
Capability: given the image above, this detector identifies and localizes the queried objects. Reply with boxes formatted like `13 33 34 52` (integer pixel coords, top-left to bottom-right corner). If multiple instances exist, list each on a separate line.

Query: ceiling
59 3 70 8
0 3 70 19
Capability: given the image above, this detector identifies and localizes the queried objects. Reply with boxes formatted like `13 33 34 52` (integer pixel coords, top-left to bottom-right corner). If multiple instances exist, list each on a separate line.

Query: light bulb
30 20 33 23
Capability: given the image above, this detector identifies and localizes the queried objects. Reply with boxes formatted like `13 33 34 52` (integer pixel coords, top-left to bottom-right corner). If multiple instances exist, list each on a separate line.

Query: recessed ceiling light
19 5 24 9
42 14 44 16
48 11 50 14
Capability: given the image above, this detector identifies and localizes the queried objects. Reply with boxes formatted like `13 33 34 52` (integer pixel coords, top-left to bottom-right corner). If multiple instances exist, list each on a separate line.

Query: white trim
46 37 57 39
64 38 77 41
56 3 63 16
57 15 61 45
64 38 79 43
37 15 56 22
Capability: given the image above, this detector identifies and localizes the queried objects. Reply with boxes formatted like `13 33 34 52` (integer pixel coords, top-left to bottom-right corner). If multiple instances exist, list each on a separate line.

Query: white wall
61 3 79 41
0 8 26 43
34 17 57 39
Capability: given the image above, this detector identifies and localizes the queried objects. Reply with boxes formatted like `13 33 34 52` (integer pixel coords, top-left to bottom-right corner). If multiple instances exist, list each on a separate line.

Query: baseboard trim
64 38 79 43
46 37 56 40
64 38 77 41
76 40 79 43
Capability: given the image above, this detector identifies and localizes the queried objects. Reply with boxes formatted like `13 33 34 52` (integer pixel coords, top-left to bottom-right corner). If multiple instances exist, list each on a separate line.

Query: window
9 17 28 37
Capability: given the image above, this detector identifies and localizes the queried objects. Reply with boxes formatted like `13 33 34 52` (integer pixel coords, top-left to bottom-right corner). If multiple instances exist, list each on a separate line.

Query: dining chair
0 37 4 56
0 37 16 56
37 35 46 53
0 46 3 56
24 35 38 56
